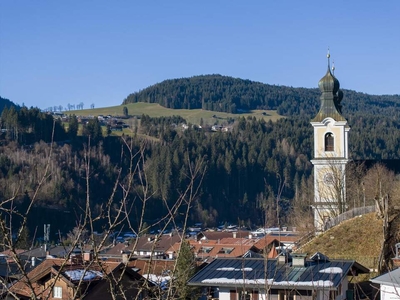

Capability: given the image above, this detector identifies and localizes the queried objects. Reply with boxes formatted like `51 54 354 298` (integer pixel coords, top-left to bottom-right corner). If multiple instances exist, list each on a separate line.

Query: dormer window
218 247 234 254
325 133 334 151
199 247 213 254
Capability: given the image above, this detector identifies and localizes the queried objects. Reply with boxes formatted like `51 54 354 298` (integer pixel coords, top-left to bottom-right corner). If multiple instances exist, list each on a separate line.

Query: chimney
31 257 36 267
248 234 252 239
278 253 287 265
70 253 83 265
122 253 129 264
233 232 237 238
83 251 93 262
292 253 307 267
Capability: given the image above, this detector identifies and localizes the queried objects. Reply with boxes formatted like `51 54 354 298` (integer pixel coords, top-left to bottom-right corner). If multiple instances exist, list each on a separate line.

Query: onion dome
311 51 346 122
318 52 340 94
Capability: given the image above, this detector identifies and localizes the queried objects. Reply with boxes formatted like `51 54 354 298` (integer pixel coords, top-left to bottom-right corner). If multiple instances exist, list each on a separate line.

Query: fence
295 205 376 251
324 205 376 231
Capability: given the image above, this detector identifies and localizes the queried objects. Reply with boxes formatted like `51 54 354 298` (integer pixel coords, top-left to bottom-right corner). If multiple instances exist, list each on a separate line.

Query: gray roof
19 245 73 260
188 256 369 290
371 268 400 287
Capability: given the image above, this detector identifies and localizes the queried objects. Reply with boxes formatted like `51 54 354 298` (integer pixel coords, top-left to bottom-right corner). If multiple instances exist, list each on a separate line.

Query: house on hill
188 252 369 300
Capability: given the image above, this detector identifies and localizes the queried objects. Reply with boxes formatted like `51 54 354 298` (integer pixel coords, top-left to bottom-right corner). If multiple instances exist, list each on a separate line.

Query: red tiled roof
126 259 176 276
197 231 250 241
134 234 182 252
188 240 254 258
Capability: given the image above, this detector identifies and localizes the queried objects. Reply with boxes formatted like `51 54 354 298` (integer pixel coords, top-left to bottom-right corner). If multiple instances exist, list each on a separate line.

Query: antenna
44 224 50 252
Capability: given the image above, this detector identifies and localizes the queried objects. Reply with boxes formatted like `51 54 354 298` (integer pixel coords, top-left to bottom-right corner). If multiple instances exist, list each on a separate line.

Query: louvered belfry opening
325 133 334 151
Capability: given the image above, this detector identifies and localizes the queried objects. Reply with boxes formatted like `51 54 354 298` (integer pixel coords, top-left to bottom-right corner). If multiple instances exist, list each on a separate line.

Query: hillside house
188 252 369 300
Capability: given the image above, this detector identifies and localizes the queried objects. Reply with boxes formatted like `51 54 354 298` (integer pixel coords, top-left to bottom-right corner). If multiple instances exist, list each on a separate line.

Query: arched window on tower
325 133 334 151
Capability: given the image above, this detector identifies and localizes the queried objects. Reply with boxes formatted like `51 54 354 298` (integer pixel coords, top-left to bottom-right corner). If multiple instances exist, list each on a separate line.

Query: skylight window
199 247 213 253
218 247 234 254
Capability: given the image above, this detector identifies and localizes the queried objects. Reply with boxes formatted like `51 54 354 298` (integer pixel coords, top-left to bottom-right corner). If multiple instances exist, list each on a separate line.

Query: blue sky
0 1 399 110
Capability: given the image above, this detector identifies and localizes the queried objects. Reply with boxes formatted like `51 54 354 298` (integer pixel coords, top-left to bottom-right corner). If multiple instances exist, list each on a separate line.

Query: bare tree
0 124 206 299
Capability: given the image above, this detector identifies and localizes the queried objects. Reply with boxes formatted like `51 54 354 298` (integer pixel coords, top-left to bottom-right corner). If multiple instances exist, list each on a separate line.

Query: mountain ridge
122 74 400 118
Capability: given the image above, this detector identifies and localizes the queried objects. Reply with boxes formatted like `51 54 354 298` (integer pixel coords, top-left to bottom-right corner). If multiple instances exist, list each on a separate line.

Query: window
325 133 334 151
329 289 338 300
218 247 234 254
53 286 62 298
239 291 251 300
199 247 213 253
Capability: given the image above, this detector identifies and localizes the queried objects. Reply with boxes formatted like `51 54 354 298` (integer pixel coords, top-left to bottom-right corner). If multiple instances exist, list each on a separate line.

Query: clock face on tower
323 173 334 185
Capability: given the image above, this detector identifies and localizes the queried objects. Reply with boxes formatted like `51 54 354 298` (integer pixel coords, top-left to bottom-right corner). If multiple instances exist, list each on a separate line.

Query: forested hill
0 96 19 114
123 74 400 117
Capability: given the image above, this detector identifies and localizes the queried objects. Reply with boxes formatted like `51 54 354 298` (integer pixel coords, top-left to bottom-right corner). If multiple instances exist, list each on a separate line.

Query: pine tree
174 240 198 300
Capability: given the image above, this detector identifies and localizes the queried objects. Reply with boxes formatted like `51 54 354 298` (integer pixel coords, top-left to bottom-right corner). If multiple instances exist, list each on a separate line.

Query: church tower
311 52 350 232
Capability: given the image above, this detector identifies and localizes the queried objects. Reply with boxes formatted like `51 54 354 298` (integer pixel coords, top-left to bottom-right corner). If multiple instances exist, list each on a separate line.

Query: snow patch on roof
319 267 343 274
201 278 334 287
144 273 171 284
216 267 253 271
64 270 103 281
144 273 171 290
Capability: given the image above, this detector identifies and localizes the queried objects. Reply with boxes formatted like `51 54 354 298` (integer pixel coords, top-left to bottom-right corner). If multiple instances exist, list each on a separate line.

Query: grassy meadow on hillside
297 213 383 280
67 102 284 126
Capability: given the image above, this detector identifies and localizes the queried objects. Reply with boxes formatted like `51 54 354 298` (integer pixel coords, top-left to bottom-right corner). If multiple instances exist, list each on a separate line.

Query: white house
370 243 400 300
371 268 400 300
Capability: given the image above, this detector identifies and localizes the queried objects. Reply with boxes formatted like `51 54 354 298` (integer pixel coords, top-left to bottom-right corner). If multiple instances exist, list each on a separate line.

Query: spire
318 49 339 95
312 51 345 122
327 48 331 69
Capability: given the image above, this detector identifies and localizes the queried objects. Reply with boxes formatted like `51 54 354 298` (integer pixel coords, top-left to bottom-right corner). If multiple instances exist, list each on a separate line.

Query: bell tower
311 52 350 232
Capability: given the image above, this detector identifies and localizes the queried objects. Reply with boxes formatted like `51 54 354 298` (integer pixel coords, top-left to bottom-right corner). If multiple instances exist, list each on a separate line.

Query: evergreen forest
1 75 400 239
